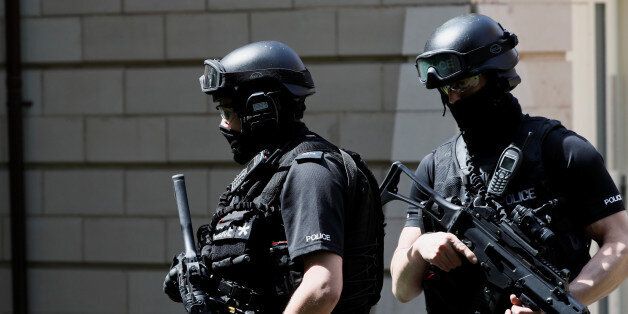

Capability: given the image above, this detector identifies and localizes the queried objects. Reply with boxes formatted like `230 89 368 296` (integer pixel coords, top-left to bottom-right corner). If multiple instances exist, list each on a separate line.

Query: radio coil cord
465 155 491 204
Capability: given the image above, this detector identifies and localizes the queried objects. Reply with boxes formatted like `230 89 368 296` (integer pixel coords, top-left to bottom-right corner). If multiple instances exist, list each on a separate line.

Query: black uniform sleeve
405 153 436 229
543 128 625 226
280 152 346 260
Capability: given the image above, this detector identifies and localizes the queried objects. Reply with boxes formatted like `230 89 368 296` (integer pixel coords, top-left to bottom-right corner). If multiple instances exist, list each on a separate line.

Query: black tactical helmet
416 14 521 91
199 41 315 99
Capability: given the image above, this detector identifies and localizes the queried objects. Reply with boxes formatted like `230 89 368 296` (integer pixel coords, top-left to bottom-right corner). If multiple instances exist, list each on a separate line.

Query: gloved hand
164 252 213 313
163 253 184 302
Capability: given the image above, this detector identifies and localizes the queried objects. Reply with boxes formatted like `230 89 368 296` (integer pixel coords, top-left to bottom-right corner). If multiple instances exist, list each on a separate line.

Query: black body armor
423 115 592 313
197 132 384 313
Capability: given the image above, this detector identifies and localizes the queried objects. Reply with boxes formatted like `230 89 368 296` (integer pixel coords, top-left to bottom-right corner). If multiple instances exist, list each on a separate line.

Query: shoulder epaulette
295 151 324 163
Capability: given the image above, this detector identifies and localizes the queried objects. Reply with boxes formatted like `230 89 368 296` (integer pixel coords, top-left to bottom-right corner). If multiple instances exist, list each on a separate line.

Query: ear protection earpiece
242 91 280 135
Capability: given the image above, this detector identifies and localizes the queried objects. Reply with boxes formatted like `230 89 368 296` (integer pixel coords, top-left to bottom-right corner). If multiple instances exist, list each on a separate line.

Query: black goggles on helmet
415 31 518 88
199 59 315 94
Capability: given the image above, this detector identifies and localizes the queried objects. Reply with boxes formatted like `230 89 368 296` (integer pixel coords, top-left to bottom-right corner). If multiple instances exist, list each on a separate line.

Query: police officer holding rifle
389 14 628 314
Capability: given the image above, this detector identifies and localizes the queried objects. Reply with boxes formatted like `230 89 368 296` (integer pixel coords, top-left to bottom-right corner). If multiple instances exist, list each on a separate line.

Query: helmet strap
437 89 449 117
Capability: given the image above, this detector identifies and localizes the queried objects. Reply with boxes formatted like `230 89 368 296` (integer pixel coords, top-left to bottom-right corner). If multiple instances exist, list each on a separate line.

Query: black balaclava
219 89 308 165
442 77 523 155
219 125 259 165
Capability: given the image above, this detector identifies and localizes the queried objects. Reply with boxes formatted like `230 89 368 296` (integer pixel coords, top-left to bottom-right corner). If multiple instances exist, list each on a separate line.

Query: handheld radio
487 132 532 197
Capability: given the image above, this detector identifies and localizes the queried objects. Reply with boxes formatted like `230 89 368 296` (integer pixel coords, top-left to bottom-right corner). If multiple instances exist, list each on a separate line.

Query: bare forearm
391 245 427 303
284 253 343 314
284 272 341 314
570 241 628 305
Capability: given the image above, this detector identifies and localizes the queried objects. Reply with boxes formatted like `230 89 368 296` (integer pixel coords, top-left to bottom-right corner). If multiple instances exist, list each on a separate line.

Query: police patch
604 194 622 206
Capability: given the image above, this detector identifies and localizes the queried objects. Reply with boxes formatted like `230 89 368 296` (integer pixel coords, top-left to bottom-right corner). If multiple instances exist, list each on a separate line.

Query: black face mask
444 83 522 153
219 126 259 165
446 84 502 129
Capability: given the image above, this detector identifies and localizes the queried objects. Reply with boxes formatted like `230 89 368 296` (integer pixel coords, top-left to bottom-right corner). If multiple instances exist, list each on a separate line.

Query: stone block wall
475 1 574 128
0 0 586 313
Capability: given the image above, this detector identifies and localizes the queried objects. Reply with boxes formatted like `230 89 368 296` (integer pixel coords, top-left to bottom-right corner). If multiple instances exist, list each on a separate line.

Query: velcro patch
295 151 324 163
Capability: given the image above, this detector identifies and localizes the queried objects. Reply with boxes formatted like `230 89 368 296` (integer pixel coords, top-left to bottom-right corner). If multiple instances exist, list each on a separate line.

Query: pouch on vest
268 241 303 298
206 202 270 282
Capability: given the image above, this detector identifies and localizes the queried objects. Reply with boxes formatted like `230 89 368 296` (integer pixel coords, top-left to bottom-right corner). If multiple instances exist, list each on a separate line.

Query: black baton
172 174 197 258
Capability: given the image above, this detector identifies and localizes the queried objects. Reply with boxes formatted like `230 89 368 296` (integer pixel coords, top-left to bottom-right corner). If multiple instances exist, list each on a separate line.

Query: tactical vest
423 115 592 314
197 132 384 313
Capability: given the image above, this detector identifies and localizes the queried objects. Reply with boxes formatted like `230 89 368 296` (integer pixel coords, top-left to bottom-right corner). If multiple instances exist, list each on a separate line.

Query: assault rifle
379 162 589 314
172 174 255 314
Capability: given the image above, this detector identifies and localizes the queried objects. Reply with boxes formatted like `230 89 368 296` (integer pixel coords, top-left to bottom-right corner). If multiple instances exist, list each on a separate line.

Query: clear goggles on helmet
415 31 518 87
199 59 315 94
199 59 227 93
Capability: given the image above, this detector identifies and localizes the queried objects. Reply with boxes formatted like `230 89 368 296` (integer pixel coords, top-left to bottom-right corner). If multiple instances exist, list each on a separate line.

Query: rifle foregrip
172 174 198 258
518 293 541 312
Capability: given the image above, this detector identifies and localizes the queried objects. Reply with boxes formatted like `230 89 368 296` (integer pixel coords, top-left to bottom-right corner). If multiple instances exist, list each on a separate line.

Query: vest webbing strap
340 149 358 216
